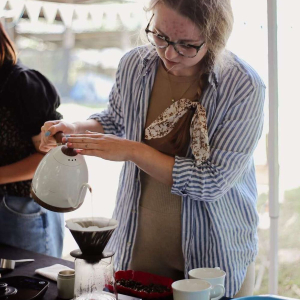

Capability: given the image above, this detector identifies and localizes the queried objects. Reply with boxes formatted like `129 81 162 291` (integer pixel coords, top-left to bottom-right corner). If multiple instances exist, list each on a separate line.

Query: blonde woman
41 0 265 297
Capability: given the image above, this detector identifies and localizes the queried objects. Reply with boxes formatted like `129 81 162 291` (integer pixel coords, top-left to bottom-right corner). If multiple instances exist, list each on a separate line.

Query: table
0 243 74 299
0 244 241 300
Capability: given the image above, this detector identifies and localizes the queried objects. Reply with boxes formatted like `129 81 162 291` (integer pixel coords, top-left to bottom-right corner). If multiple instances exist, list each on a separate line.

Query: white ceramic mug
188 267 226 287
172 279 225 300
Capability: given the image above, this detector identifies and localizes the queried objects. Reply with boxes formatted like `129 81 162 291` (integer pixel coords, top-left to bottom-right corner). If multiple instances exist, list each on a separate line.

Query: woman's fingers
47 125 63 137
85 130 99 134
63 134 133 162
45 123 67 137
40 120 67 152
39 138 57 152
75 149 99 157
41 120 76 137
66 142 100 150
66 133 104 138
41 120 61 134
62 136 103 151
62 135 105 144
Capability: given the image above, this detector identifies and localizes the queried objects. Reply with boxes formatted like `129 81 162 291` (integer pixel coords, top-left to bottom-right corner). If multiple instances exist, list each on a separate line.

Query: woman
0 22 64 258
40 0 265 296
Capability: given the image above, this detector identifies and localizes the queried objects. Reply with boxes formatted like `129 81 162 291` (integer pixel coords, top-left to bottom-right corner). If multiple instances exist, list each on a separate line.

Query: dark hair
144 0 233 155
0 22 17 66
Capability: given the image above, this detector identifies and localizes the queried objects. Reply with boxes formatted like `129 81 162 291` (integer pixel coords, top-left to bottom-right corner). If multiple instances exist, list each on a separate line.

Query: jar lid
70 249 115 263
58 270 75 278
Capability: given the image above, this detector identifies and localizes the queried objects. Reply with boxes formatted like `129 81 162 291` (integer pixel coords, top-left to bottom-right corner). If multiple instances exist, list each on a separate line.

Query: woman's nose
164 45 179 60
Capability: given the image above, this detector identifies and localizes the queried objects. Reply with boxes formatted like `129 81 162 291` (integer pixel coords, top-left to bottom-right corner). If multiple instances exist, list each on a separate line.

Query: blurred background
1 0 300 297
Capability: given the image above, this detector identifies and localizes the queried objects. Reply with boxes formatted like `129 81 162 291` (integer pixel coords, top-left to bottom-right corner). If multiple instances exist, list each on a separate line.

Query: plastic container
107 270 173 299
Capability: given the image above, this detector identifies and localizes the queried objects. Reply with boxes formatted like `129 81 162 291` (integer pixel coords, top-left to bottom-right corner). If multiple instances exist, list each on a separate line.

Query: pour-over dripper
66 217 118 255
66 217 118 300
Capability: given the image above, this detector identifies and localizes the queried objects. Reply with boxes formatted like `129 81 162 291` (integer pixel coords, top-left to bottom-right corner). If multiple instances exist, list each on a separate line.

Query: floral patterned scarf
145 98 210 166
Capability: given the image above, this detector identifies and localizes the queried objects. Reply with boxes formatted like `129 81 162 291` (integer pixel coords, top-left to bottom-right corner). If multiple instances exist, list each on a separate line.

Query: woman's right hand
40 120 77 152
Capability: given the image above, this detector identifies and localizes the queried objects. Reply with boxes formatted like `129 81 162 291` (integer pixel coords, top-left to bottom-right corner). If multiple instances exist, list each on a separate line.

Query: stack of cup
172 267 226 300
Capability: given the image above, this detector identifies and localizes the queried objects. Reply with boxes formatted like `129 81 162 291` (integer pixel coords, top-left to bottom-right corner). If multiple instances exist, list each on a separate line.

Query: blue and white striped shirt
90 46 265 297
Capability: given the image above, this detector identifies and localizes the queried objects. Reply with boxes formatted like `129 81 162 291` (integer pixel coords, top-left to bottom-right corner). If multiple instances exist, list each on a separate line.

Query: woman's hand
64 132 175 186
40 120 77 152
63 132 137 162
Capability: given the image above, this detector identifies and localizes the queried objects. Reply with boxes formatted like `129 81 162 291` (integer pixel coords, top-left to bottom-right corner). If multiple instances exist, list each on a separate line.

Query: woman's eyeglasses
145 14 206 58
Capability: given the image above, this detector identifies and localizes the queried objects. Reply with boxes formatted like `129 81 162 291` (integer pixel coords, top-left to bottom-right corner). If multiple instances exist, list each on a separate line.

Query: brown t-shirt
129 61 200 280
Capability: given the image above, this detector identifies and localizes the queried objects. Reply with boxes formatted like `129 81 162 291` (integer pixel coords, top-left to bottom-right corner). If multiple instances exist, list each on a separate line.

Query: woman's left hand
62 132 137 162
63 131 175 186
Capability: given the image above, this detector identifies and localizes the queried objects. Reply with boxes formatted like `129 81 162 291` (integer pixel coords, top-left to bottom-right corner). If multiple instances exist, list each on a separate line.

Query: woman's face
151 3 207 76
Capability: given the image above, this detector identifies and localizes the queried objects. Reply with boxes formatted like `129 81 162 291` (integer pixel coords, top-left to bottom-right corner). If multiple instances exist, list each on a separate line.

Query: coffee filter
66 217 118 255
66 217 118 232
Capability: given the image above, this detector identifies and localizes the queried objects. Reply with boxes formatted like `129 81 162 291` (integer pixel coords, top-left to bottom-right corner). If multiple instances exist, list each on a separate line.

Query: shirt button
127 242 131 247
132 209 136 213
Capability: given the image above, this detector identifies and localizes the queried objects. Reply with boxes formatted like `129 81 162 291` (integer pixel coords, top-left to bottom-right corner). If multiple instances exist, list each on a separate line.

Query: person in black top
0 22 64 257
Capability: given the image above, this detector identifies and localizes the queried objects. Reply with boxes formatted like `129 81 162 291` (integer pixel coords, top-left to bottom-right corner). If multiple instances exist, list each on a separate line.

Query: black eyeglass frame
145 14 206 58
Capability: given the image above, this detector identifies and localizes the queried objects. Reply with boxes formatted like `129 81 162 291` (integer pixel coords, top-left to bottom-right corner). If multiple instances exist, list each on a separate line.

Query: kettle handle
54 132 77 157
54 132 65 145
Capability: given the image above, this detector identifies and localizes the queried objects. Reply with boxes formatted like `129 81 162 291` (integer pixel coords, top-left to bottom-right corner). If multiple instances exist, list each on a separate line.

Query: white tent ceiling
0 0 143 31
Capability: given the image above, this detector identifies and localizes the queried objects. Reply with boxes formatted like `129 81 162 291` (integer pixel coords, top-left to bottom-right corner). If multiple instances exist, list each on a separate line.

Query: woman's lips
164 58 179 67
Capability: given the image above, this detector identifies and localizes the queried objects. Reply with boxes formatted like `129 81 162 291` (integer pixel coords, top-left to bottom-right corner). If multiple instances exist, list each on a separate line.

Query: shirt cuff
171 156 194 196
88 112 116 135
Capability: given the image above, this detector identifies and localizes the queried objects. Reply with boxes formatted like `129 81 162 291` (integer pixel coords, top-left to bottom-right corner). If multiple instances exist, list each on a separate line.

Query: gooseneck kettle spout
68 183 93 210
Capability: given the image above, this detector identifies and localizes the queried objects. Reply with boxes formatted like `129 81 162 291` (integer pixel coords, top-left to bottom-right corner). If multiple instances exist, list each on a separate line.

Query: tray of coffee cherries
107 270 173 299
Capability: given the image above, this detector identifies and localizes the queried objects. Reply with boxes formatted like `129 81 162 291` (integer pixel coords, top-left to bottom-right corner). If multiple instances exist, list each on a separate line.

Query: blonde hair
144 0 234 73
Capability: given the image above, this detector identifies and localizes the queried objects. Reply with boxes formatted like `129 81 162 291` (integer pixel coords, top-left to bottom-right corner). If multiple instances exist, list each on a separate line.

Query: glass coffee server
66 217 118 300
